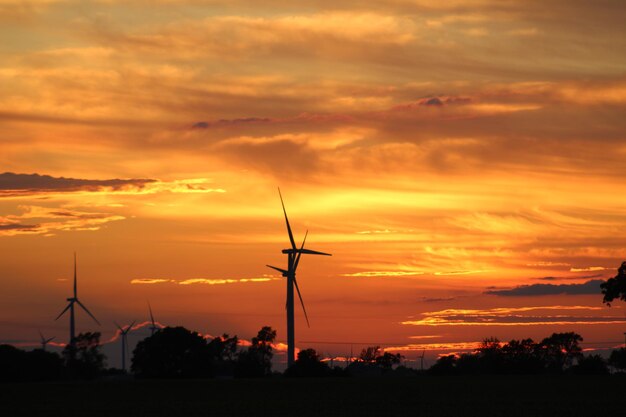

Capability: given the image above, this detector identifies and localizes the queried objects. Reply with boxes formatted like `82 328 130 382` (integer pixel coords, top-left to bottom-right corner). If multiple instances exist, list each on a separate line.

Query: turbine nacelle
281 248 332 256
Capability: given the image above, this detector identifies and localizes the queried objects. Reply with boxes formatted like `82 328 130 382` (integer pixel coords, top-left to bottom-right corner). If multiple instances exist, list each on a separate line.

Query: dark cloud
423 97 443 106
0 173 156 197
536 274 603 281
420 297 457 303
485 279 604 297
191 117 272 130
0 223 38 232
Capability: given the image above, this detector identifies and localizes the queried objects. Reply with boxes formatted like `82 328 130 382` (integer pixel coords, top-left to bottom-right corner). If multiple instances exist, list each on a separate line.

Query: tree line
2 326 626 382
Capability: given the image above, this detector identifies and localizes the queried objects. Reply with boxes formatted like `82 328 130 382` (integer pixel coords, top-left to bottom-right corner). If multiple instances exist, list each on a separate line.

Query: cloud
485 279 604 297
130 277 280 286
536 274 603 281
0 206 125 236
0 173 225 198
570 266 607 272
0 172 156 197
402 305 625 326
341 270 424 277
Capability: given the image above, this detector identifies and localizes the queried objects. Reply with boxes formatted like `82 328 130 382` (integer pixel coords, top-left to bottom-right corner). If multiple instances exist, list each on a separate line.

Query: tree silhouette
23 349 63 381
572 354 609 375
601 262 626 305
206 334 239 376
285 348 330 377
608 348 626 372
536 332 583 372
62 332 105 379
132 326 211 378
0 344 26 382
235 326 276 377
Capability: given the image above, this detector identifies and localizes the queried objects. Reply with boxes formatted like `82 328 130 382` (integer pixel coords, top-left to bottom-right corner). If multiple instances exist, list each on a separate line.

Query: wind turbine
38 330 55 351
267 188 331 368
419 349 426 371
147 302 159 336
115 320 136 372
55 253 100 346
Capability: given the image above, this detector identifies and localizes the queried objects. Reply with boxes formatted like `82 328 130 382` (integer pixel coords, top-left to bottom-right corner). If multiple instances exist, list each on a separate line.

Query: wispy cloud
0 173 225 198
341 270 424 277
570 266 608 272
485 279 604 297
0 205 124 236
402 306 625 326
130 277 279 286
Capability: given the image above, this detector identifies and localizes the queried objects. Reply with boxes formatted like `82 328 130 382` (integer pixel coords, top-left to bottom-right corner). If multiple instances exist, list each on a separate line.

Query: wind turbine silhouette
267 188 331 368
419 349 426 371
148 302 159 336
38 330 55 351
115 320 135 372
55 253 100 346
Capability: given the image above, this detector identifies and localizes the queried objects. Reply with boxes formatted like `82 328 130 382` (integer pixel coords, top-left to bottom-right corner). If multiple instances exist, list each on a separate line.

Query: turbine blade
73 252 77 298
297 248 332 256
148 301 155 325
76 300 100 325
38 329 45 341
46 337 55 343
114 320 123 331
278 188 297 250
128 321 136 332
294 230 308 270
55 303 71 321
266 265 288 276
293 276 310 328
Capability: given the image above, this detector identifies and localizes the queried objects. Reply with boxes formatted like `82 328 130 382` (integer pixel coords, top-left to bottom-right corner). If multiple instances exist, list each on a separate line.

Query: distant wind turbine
266 188 331 368
55 253 100 346
148 302 159 336
38 330 55 351
115 320 136 372
419 349 426 371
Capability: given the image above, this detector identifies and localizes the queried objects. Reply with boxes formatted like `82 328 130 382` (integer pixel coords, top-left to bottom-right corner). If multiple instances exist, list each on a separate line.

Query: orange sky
1 0 626 368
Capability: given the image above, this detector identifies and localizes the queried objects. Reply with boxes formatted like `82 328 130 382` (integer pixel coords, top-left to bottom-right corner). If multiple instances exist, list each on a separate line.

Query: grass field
1 375 625 417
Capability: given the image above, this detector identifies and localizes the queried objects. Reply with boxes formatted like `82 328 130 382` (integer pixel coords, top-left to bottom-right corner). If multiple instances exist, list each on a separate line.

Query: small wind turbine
148 302 159 336
115 320 136 372
419 349 426 371
38 330 55 351
266 188 331 368
55 253 100 346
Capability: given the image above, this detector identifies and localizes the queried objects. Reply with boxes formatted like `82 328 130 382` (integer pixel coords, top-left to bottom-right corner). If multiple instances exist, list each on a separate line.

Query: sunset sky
2 0 626 369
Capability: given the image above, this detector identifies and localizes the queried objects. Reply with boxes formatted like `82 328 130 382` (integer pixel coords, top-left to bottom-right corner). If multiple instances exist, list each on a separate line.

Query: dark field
1 375 625 417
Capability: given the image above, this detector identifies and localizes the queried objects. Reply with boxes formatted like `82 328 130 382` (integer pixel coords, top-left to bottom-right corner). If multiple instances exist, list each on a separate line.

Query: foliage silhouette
235 326 276 377
608 348 626 372
285 348 330 377
429 333 584 375
131 326 211 378
63 332 105 379
206 333 239 377
571 354 609 375
0 344 27 382
23 349 63 381
346 346 403 376
538 332 583 372
601 261 626 305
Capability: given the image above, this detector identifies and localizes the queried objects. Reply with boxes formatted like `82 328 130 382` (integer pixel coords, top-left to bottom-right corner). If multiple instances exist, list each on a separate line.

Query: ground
1 375 625 416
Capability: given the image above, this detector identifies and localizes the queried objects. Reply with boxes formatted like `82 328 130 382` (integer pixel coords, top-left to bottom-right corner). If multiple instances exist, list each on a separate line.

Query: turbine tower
267 188 331 368
38 330 55 351
115 320 136 372
148 302 159 336
55 253 100 346
419 349 426 371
